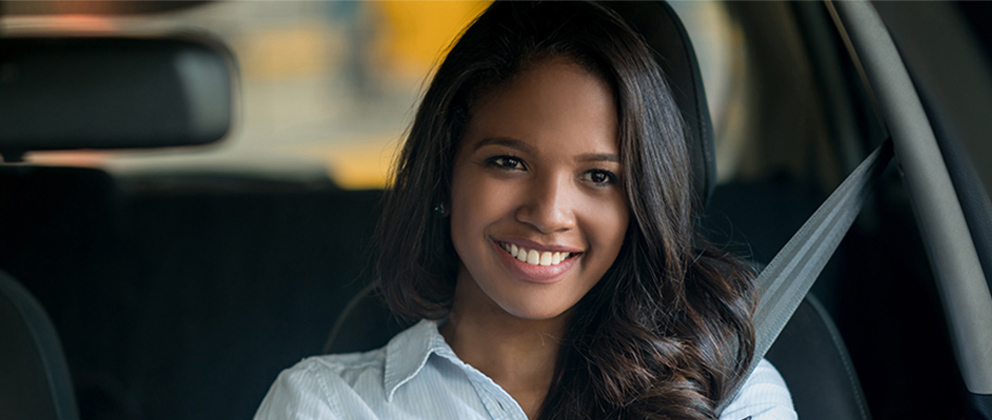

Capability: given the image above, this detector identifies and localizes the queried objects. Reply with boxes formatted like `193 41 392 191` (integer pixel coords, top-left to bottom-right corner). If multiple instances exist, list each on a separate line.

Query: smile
497 241 577 266
491 240 582 284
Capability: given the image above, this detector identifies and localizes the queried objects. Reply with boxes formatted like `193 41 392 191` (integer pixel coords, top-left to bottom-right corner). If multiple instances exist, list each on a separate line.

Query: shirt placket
464 371 528 420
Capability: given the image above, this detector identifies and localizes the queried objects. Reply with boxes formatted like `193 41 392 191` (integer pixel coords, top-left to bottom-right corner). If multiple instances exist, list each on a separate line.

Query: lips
491 239 582 284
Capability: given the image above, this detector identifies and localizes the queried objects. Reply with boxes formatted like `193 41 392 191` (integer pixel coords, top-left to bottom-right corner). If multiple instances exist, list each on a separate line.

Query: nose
515 172 576 234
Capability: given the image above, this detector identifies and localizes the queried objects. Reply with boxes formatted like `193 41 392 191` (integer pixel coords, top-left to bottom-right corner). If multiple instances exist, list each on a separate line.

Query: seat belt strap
718 138 893 413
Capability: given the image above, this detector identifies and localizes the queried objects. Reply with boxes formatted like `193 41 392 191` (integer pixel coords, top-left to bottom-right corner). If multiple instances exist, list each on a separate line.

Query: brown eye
488 156 524 170
581 169 617 186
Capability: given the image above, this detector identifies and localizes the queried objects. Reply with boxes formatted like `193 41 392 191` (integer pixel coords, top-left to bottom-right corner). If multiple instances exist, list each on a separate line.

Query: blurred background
5 2 987 420
4 0 743 189
0 3 749 419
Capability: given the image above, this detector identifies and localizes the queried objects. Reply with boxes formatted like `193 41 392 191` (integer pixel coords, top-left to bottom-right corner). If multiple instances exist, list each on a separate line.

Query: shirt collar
384 319 452 401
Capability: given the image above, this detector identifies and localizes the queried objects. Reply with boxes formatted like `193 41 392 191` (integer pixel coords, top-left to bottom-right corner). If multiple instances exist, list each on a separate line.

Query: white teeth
500 242 575 267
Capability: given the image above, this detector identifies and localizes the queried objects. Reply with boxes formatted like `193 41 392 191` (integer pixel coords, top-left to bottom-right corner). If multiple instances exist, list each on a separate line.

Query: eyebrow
472 137 535 154
575 153 620 163
472 136 620 163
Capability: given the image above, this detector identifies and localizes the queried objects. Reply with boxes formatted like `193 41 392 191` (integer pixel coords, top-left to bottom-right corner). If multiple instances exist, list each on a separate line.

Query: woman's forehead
459 59 619 156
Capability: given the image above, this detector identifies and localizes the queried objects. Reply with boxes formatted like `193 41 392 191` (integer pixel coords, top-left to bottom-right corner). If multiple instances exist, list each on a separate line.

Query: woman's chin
498 300 573 322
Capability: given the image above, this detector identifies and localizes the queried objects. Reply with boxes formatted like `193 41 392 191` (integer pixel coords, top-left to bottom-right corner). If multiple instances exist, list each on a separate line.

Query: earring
433 202 446 216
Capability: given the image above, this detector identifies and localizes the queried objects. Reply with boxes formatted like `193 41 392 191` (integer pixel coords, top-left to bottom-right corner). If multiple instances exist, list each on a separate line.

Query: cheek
585 195 629 264
580 190 628 228
610 204 630 246
448 171 475 254
449 170 508 251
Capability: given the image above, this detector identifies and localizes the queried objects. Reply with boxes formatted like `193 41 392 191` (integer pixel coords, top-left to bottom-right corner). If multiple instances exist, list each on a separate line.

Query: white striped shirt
254 319 796 420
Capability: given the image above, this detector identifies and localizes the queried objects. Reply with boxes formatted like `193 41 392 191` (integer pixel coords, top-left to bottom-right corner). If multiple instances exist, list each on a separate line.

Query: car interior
1 1 990 420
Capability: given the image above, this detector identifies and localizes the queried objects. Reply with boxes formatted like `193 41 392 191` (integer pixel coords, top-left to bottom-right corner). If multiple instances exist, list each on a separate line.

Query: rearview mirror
0 36 236 162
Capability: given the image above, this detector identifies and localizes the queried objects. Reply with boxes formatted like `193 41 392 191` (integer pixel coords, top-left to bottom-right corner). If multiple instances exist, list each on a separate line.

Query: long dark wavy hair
375 2 755 419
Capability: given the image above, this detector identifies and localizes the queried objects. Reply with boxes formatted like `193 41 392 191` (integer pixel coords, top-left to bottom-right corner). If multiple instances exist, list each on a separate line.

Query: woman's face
449 59 629 321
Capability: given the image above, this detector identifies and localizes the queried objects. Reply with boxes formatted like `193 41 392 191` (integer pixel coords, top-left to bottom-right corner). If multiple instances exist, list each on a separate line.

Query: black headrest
604 1 716 208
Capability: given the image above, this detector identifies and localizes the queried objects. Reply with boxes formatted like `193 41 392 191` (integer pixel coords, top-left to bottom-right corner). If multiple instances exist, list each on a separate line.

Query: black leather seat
325 2 872 420
0 269 79 420
766 294 871 420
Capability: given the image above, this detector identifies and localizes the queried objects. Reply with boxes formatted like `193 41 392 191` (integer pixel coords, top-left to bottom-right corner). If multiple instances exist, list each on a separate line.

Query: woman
256 2 795 419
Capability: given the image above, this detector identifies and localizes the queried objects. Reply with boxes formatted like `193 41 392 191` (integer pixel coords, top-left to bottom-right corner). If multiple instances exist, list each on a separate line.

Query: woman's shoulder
292 348 388 383
311 346 387 372
278 316 441 385
253 349 389 420
719 359 798 420
253 320 442 420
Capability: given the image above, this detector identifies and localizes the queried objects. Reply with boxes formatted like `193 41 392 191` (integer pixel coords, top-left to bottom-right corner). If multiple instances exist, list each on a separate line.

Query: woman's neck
440 281 569 419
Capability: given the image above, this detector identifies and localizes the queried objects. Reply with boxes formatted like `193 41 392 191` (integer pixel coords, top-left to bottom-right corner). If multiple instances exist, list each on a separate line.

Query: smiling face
448 59 629 321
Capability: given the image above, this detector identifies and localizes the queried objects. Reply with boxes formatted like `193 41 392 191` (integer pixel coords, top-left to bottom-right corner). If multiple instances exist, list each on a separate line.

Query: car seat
324 2 871 419
0 269 79 420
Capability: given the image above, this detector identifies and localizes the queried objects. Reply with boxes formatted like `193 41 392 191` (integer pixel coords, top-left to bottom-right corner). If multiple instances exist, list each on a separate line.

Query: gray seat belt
718 138 893 413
